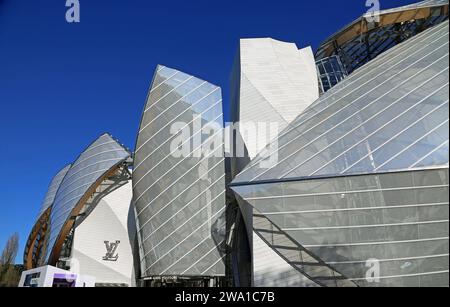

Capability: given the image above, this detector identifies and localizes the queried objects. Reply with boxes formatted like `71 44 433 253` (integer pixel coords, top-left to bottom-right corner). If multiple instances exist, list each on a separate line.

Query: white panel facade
44 134 130 264
235 38 319 158
70 181 137 287
232 21 450 287
231 38 320 287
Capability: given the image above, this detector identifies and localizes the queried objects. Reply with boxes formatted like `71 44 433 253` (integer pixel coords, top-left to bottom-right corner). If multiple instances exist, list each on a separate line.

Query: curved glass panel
235 21 450 184
24 165 72 268
231 168 449 287
315 0 449 77
44 133 130 263
38 165 71 218
134 65 226 278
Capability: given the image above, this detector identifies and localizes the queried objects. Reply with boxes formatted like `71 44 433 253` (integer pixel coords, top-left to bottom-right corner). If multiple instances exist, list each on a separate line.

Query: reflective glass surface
236 21 449 183
315 0 449 78
317 56 348 93
134 65 226 277
44 134 130 263
38 165 71 218
232 168 449 287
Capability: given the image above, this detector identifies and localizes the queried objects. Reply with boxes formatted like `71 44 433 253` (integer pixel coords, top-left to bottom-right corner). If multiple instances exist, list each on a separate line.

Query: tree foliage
0 233 21 287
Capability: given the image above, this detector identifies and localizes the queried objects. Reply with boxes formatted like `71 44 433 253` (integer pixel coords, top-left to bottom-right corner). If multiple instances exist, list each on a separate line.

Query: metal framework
24 134 131 269
55 162 133 269
47 159 131 266
316 55 348 94
23 165 71 270
316 0 449 86
252 212 358 287
23 208 51 270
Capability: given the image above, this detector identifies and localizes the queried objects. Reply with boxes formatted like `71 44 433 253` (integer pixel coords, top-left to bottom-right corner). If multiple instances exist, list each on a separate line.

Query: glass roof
44 133 130 263
133 65 226 277
37 165 71 219
234 21 449 184
378 0 449 14
319 0 449 48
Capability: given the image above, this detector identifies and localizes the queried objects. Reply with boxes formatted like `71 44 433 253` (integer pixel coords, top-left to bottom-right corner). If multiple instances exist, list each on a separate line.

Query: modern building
315 0 449 92
24 165 71 270
231 38 320 159
231 20 449 287
133 65 229 287
230 38 321 287
22 133 137 287
21 0 449 288
316 55 348 94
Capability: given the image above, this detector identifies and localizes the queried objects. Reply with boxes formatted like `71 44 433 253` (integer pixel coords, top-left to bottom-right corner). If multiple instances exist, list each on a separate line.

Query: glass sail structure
315 0 449 91
133 65 227 282
24 165 71 269
231 21 449 287
232 168 449 287
230 38 322 287
236 20 449 183
37 165 72 218
44 133 131 265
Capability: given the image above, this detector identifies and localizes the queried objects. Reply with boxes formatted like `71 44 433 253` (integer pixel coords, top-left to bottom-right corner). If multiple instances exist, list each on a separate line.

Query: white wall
236 38 319 158
70 181 137 287
232 38 320 287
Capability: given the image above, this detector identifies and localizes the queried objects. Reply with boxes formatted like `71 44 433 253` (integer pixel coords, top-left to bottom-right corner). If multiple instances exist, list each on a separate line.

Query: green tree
0 233 21 287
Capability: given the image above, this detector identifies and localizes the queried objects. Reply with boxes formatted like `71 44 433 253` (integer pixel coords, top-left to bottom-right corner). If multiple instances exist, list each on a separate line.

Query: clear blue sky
0 0 415 263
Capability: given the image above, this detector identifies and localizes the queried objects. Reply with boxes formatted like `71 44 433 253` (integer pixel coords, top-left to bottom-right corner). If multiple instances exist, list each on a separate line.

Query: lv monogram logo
103 240 120 262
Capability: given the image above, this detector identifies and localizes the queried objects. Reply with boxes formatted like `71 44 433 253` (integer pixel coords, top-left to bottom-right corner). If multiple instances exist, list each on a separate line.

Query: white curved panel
234 38 320 158
70 181 136 286
231 38 320 287
44 133 131 264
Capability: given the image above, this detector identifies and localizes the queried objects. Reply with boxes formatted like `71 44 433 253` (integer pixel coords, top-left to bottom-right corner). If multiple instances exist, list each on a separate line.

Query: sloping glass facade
231 21 449 287
38 165 71 218
232 168 449 287
22 1 449 288
251 208 357 287
24 165 71 269
236 21 449 183
44 134 131 264
229 38 321 288
133 65 226 278
316 0 449 77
